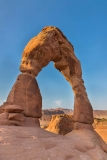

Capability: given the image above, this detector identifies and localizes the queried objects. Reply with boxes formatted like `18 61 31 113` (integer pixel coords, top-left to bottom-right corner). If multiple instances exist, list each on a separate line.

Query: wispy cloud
0 97 5 106
54 100 62 107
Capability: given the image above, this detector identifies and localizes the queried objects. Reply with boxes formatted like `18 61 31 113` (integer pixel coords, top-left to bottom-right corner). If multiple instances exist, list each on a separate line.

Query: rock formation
7 73 42 118
0 26 107 159
19 26 93 124
0 26 93 126
46 114 74 135
0 104 40 127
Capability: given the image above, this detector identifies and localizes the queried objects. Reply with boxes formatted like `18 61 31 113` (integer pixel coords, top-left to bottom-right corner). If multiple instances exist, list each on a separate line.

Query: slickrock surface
0 125 107 160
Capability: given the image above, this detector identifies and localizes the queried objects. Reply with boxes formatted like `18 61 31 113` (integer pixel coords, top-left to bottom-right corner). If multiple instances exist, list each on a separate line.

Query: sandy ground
95 129 107 143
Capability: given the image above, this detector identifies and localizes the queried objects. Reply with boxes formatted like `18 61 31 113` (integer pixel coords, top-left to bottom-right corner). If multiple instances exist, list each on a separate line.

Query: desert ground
95 129 107 143
40 120 107 143
40 108 107 143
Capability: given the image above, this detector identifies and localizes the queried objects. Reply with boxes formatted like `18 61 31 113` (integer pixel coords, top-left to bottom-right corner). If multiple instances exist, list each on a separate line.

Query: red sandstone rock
8 113 25 122
19 26 93 124
3 105 24 113
74 122 94 130
7 73 42 118
0 112 9 119
25 117 40 127
0 102 13 113
0 126 107 160
46 114 74 135
0 117 40 127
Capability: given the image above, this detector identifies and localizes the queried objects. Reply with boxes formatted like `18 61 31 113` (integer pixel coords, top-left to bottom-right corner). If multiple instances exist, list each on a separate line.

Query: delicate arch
20 26 93 124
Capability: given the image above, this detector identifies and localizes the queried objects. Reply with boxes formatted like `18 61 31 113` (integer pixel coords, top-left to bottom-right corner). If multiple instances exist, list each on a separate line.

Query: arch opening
36 61 74 110
6 26 93 125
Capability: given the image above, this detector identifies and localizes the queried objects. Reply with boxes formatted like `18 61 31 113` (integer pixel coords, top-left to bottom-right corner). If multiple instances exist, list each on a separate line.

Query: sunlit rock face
46 114 74 135
0 26 93 125
0 26 107 160
20 26 93 124
7 73 42 118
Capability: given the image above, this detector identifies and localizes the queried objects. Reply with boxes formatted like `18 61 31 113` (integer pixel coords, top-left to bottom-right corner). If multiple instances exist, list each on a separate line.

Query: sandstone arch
4 26 93 126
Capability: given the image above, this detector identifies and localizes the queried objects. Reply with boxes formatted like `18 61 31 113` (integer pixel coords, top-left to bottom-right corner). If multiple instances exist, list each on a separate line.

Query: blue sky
0 0 107 110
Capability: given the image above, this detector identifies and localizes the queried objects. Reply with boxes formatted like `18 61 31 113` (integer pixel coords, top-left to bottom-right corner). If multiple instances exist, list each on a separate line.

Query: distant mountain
41 108 107 121
93 110 107 119
41 109 65 121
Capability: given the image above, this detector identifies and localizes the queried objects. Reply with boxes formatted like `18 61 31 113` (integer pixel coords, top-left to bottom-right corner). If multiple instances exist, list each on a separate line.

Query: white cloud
0 100 3 105
54 100 62 107
0 97 5 105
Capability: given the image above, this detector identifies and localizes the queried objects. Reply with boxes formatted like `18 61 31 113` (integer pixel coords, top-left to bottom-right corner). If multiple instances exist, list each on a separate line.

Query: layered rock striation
0 104 40 127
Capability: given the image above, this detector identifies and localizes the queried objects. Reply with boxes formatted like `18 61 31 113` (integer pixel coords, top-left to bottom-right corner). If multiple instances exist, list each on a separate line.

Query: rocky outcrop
0 102 13 114
0 105 40 127
3 105 24 113
46 114 74 135
0 26 107 159
20 26 93 124
0 26 93 126
7 73 42 118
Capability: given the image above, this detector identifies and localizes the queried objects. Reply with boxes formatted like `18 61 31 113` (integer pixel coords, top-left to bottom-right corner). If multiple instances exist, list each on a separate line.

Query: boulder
46 114 74 135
